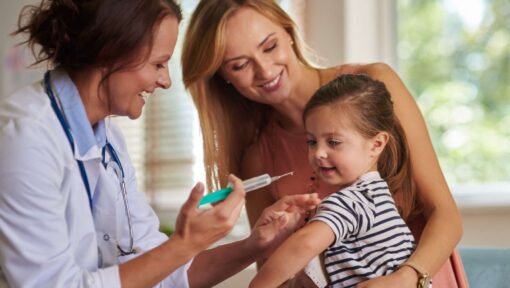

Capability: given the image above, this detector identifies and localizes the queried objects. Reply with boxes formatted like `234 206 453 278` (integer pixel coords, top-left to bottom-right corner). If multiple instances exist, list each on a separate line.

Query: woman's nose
254 57 273 80
157 68 171 89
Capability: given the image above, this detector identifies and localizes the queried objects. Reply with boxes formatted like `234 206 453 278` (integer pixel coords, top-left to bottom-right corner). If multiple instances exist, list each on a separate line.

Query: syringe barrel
243 174 272 192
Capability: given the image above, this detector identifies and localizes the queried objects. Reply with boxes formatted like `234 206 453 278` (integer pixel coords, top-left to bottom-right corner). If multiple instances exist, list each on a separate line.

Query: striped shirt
310 171 415 288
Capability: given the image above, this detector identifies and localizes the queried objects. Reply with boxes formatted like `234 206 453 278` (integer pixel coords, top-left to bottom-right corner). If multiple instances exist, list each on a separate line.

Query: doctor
0 0 320 287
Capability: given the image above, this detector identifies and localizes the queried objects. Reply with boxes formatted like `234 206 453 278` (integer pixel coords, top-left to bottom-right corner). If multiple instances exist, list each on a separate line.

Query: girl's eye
328 139 342 147
306 139 317 146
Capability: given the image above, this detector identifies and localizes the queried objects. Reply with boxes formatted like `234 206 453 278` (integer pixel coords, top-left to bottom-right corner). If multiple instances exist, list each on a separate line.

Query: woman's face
106 15 179 119
219 7 299 105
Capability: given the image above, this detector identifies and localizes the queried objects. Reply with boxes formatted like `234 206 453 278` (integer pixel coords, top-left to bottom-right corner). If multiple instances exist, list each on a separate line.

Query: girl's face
305 106 383 189
219 7 299 105
105 15 178 119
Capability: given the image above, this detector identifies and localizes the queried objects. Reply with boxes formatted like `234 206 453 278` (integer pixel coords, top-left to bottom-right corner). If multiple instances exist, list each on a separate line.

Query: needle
271 171 294 182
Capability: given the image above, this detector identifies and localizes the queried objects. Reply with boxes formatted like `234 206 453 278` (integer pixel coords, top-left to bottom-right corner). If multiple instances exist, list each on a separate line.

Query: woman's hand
173 174 246 254
248 193 321 258
356 266 418 288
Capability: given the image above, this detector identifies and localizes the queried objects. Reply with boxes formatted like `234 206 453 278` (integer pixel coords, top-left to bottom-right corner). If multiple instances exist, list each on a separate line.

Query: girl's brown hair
182 0 315 191
13 0 182 76
303 74 418 219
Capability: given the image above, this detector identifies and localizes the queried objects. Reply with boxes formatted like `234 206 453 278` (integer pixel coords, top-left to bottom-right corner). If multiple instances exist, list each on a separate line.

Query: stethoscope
43 71 136 256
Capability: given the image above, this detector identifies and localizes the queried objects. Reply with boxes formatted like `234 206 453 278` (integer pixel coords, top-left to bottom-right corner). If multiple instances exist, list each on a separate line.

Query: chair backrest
459 246 510 288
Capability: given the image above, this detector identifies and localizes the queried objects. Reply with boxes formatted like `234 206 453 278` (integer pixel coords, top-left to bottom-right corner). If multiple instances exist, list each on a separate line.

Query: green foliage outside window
398 0 510 184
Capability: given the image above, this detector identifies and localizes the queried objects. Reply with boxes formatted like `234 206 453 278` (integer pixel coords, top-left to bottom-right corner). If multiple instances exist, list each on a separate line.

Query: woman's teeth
262 73 281 89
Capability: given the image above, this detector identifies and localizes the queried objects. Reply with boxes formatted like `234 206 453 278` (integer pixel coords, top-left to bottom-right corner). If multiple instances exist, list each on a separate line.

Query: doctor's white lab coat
0 71 190 287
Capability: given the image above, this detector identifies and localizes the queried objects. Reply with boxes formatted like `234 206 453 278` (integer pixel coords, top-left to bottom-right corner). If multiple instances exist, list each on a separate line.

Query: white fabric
0 76 191 287
304 255 328 288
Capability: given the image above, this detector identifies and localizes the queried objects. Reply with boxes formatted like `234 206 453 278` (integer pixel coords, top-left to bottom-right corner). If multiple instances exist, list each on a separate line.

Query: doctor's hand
247 193 320 258
173 174 245 254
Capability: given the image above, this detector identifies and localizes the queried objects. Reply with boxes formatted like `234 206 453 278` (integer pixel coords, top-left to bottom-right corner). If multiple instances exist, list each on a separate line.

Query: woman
182 0 467 287
0 0 320 287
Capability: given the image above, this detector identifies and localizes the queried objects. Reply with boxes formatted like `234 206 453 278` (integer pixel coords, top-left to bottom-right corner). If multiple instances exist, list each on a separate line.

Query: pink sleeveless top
257 119 468 287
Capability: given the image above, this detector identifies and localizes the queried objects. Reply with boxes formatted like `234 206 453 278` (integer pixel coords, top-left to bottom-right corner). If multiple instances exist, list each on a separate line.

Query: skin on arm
348 63 462 287
188 193 320 288
250 221 334 288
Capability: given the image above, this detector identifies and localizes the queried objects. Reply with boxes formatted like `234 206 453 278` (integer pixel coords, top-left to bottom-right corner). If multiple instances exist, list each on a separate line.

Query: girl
250 74 424 288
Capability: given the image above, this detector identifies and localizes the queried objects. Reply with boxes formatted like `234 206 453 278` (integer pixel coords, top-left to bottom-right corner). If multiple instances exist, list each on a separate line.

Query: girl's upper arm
241 143 276 229
362 63 456 214
276 223 335 266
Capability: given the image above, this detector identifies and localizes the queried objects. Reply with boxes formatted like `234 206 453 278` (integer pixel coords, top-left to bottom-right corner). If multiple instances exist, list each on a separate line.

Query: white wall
304 0 396 67
0 1 44 97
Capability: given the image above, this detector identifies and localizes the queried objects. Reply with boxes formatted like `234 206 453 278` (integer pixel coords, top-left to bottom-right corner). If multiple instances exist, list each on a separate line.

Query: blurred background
1 0 509 286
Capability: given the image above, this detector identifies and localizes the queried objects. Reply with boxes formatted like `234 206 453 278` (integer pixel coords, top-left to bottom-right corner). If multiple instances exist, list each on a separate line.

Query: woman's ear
370 132 389 157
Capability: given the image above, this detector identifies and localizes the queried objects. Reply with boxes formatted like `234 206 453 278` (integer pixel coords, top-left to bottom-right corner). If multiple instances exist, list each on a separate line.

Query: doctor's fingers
204 176 245 234
180 182 205 217
215 174 246 211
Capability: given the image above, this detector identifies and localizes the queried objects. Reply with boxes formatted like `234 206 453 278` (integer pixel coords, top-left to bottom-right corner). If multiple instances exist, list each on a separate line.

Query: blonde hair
182 0 314 190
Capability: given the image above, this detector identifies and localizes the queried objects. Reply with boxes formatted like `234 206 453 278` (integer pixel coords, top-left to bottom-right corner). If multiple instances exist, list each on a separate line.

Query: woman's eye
232 61 248 71
264 42 277 53
156 63 166 69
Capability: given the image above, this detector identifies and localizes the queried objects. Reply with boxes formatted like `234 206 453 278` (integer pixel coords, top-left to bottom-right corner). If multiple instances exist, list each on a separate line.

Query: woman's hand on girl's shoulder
355 266 418 288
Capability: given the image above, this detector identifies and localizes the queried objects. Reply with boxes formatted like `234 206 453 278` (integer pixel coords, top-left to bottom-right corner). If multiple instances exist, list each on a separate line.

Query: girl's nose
314 146 328 160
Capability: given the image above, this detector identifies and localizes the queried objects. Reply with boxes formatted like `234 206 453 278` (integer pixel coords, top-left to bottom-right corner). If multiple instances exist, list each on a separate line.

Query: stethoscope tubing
44 71 93 210
43 70 135 255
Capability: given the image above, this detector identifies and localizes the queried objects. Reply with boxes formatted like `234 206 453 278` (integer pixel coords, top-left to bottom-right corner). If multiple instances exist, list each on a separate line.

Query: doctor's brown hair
13 0 182 76
303 74 418 219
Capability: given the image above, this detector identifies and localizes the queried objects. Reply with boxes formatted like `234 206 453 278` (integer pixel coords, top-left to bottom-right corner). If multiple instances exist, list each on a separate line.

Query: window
397 0 510 189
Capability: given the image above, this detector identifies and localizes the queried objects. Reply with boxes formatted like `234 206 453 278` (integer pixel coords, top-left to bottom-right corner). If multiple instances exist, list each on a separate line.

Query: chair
459 246 510 288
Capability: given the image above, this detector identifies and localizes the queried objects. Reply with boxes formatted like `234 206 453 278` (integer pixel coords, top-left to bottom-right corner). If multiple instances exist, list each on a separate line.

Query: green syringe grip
198 186 234 207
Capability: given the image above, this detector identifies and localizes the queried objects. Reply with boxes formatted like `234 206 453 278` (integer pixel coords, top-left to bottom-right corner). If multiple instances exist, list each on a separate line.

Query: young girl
250 74 424 288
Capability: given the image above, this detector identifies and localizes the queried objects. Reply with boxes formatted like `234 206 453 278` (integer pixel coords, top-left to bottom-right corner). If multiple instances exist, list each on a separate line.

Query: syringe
198 172 294 207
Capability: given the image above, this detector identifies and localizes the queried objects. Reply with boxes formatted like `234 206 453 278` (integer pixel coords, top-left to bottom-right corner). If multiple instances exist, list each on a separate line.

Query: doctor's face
106 15 178 119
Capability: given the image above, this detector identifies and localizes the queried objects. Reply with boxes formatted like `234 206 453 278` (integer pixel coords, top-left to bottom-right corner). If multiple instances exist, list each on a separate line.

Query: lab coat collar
50 69 106 161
